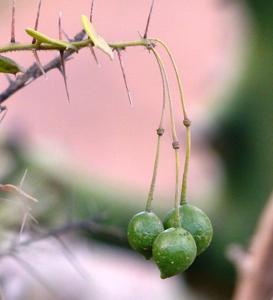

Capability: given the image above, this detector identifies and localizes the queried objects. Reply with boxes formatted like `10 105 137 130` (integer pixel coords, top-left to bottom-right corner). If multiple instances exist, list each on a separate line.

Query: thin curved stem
174 149 180 223
151 48 181 227
145 135 162 212
151 50 178 142
153 38 188 121
181 127 191 204
145 48 166 212
154 38 191 205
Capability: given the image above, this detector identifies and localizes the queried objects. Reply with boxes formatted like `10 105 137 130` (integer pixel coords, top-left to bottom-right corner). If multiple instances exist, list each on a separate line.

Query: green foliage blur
188 0 273 298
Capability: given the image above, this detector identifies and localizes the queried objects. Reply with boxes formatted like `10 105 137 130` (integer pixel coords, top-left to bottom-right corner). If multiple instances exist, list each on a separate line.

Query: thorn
34 0 42 30
19 212 29 239
31 1 47 78
62 29 73 42
137 31 143 40
117 50 133 107
29 213 39 225
19 169 28 189
58 12 70 103
32 0 42 44
90 0 95 22
89 45 100 67
0 106 8 124
58 11 63 40
143 0 155 39
10 0 16 43
58 13 77 53
60 51 71 103
32 50 47 78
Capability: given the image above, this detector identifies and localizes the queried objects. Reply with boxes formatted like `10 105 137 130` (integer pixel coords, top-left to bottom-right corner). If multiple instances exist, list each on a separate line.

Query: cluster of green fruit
126 32 212 279
127 204 213 279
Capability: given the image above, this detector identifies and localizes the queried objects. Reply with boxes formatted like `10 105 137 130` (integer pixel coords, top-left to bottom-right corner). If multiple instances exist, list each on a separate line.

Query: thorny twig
0 29 86 104
0 0 159 105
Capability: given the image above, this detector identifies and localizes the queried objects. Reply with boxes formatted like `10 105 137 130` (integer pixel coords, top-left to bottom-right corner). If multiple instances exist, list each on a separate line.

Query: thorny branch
0 30 86 104
0 34 154 105
0 219 125 299
0 0 158 106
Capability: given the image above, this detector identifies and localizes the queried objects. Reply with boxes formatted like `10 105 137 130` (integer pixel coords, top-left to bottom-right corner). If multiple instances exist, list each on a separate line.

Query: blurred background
0 0 272 299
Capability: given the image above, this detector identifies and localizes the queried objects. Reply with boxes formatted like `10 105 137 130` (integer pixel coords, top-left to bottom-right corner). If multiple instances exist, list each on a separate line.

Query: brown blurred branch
230 192 273 300
0 219 125 260
0 219 125 299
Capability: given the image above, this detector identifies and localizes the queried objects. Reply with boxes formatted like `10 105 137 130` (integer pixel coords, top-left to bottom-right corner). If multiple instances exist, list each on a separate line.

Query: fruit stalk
153 39 191 205
145 47 166 212
181 126 191 204
151 48 181 228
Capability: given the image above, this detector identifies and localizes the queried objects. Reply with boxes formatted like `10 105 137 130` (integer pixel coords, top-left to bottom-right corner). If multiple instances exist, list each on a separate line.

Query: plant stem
151 48 181 228
145 134 162 212
153 39 188 120
145 48 166 212
0 39 148 54
154 38 191 205
0 36 154 104
181 127 191 204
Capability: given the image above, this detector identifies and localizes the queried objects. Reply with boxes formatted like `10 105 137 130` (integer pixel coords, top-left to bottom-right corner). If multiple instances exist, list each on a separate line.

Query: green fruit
164 204 213 255
127 211 164 259
152 227 197 279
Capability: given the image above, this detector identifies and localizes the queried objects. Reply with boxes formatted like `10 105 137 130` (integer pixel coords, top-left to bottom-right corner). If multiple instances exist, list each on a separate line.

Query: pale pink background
0 0 248 203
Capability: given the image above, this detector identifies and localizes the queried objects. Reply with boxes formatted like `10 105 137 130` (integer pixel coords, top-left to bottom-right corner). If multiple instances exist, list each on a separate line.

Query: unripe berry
127 211 164 259
164 204 213 255
152 227 197 279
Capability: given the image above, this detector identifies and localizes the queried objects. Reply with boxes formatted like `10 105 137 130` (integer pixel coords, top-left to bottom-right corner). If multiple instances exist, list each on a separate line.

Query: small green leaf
0 55 24 74
25 28 77 51
81 15 113 60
